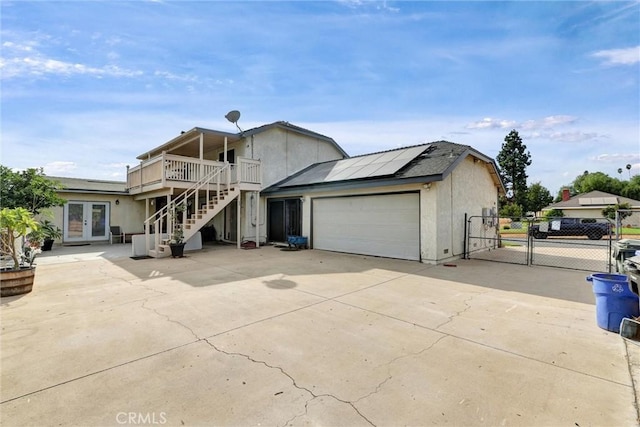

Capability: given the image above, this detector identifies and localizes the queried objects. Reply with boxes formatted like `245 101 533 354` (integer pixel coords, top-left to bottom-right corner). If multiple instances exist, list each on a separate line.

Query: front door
63 202 110 242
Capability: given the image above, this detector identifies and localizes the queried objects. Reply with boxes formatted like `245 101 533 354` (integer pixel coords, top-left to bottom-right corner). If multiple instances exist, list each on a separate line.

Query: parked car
528 218 612 240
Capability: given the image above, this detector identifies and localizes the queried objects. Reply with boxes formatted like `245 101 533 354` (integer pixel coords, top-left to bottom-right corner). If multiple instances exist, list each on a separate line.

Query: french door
63 202 110 242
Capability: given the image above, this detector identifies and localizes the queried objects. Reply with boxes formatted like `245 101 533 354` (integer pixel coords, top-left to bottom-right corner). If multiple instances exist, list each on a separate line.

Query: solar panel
373 159 412 176
279 145 429 187
578 197 619 205
338 145 427 181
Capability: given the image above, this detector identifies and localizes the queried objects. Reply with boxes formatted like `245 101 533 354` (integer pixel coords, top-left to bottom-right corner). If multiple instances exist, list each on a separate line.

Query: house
262 141 504 264
125 121 347 256
543 190 640 226
48 121 504 264
46 177 144 244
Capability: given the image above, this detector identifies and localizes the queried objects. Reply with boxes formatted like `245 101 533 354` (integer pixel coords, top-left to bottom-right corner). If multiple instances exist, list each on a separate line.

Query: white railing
144 164 232 254
238 157 261 184
127 153 261 193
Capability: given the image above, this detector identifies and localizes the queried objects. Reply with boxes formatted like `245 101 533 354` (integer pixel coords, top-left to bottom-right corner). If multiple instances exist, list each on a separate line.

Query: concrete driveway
1 243 638 426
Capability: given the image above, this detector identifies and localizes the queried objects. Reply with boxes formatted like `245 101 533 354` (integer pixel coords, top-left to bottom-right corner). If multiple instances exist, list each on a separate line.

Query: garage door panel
312 194 420 260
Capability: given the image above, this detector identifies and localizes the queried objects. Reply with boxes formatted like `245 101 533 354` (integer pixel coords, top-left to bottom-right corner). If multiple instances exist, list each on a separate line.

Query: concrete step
149 244 171 258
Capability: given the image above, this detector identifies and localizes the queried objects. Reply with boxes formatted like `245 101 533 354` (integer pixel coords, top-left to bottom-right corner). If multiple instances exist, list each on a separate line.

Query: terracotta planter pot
0 267 36 297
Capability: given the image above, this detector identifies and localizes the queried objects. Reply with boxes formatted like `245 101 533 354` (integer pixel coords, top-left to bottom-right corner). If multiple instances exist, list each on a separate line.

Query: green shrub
499 203 523 219
544 209 564 220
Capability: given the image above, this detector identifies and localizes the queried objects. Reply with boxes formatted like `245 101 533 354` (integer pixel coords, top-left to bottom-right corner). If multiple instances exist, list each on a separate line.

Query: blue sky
2 1 639 195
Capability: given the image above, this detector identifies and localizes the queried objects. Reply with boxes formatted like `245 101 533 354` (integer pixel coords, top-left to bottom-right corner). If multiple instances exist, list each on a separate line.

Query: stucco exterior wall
50 193 145 244
252 128 345 188
421 156 499 263
236 128 345 242
561 209 611 220
458 158 498 257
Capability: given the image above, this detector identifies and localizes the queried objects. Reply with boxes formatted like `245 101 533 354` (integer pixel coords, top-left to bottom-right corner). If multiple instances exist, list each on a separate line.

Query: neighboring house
543 190 640 226
48 122 504 264
262 141 504 264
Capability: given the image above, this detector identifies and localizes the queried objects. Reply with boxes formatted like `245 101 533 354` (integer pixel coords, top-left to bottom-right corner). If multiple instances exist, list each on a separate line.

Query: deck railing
144 163 232 254
127 153 261 193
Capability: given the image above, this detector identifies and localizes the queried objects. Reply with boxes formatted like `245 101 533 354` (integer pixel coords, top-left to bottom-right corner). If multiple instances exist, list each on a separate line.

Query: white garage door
312 193 420 261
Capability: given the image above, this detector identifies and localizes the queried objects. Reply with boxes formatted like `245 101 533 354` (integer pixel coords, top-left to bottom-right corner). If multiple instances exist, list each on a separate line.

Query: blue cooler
587 273 640 333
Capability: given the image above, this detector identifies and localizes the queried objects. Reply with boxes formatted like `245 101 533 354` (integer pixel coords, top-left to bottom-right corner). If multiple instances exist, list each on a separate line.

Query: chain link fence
466 215 614 272
466 215 528 265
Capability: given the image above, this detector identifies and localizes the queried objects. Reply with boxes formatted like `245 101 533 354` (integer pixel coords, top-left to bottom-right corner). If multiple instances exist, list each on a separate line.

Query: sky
1 0 639 196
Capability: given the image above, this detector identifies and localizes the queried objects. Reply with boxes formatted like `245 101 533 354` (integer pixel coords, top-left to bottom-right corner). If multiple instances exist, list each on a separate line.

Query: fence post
463 213 468 259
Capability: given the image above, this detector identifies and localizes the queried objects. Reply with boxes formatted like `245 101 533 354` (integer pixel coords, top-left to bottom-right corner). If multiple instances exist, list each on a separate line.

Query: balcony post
255 191 260 248
199 133 204 182
161 151 167 187
237 193 241 249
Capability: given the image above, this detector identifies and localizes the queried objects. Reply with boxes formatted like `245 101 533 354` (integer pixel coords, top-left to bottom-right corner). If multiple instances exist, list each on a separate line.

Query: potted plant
169 205 186 258
39 220 62 251
1 207 41 297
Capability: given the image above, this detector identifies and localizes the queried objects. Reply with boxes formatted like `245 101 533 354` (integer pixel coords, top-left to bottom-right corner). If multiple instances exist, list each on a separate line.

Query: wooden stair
145 163 242 258
174 187 240 249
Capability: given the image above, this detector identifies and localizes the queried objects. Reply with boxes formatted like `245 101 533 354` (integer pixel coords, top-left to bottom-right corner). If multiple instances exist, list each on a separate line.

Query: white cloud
467 115 608 143
0 56 143 80
521 115 577 130
592 153 640 163
467 115 577 131
548 131 603 142
592 46 640 65
2 41 35 52
465 117 516 130
44 161 77 174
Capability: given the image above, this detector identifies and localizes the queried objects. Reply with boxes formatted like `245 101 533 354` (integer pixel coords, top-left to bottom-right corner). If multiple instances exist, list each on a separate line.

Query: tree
499 203 523 219
526 182 553 214
0 166 66 215
572 171 623 195
496 130 532 212
602 202 632 222
558 171 640 201
621 175 640 201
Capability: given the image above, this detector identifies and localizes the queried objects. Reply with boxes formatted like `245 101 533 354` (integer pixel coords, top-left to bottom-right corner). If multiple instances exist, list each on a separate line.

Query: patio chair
110 226 124 244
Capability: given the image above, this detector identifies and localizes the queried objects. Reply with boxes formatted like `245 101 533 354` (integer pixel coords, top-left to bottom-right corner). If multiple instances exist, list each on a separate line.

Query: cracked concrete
1 243 638 426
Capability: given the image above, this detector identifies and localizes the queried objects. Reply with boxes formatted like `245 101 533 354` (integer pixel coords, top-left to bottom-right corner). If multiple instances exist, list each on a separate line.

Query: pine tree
496 130 532 211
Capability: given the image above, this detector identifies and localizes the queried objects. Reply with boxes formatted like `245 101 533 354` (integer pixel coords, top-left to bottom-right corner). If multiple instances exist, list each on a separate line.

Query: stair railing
144 163 232 253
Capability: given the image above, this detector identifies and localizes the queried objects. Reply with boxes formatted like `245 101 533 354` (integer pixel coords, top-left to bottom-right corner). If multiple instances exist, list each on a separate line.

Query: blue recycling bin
587 273 640 333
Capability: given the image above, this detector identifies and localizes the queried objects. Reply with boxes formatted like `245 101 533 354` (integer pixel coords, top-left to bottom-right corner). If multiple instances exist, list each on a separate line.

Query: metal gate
465 215 613 272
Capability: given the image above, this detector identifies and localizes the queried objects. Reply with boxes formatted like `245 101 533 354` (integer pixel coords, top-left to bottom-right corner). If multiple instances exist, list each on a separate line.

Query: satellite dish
224 110 243 133
225 110 241 124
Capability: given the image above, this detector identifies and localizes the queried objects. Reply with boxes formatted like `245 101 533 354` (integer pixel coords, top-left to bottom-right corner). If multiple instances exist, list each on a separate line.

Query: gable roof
136 121 348 160
242 121 349 158
544 190 640 210
262 141 504 195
